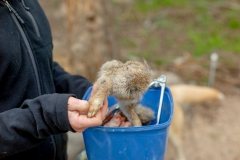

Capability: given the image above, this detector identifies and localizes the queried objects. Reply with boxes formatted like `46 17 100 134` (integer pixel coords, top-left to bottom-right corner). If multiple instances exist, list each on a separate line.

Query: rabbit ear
142 59 153 82
143 59 150 69
143 59 152 75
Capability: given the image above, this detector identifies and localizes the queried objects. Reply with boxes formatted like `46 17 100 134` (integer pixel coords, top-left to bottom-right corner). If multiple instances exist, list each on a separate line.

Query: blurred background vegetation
43 0 240 90
120 0 240 58
111 0 240 89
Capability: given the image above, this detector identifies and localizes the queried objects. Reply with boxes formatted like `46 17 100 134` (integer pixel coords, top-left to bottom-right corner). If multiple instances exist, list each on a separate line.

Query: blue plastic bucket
82 86 174 160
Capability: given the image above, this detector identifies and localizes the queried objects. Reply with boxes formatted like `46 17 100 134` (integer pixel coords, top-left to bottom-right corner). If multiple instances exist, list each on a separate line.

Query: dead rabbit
87 60 152 126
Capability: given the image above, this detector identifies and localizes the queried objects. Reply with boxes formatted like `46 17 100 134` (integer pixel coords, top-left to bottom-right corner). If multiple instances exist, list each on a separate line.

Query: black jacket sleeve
0 93 74 158
53 62 93 99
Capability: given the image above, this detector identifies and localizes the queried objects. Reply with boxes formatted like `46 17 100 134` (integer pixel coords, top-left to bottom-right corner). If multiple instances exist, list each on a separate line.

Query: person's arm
0 91 108 158
53 62 93 99
0 94 72 158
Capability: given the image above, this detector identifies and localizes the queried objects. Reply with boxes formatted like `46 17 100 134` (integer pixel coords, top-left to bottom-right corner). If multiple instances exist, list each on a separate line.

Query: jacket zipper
10 11 42 96
3 1 56 159
18 0 41 37
2 0 24 24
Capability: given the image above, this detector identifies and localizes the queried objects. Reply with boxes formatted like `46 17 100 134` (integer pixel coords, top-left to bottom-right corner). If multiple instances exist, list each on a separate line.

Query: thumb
68 97 90 113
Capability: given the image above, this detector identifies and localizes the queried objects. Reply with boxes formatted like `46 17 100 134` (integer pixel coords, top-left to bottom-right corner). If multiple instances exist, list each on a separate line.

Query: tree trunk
65 0 118 81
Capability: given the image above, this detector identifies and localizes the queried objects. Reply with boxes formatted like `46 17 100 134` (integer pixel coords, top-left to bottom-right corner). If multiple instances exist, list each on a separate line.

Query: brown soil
40 1 240 160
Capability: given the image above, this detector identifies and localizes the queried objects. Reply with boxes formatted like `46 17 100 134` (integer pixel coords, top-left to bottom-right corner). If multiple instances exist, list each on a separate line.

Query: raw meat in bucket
103 104 155 127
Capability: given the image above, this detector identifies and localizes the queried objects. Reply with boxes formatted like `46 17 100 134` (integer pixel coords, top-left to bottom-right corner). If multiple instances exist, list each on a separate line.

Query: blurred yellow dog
168 85 224 160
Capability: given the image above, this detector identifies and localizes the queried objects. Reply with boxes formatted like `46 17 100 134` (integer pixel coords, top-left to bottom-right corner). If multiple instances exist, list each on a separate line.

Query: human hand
68 86 108 132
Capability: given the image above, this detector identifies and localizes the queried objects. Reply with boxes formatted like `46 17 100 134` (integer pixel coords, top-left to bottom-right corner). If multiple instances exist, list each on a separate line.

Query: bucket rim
84 116 173 132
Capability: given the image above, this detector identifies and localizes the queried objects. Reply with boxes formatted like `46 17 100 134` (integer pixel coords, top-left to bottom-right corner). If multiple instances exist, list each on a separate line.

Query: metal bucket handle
149 75 167 125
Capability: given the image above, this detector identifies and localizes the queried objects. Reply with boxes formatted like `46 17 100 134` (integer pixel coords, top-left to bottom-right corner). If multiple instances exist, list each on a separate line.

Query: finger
90 101 109 125
68 99 90 113
84 111 103 127
77 101 90 113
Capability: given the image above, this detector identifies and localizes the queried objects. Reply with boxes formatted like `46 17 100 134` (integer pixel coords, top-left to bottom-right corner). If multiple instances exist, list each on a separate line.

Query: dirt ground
40 1 240 160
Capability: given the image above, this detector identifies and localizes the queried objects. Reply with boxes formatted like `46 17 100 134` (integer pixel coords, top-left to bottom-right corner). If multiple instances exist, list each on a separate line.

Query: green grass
187 30 225 56
121 0 240 59
120 38 137 48
186 3 240 56
134 0 187 12
187 29 240 56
